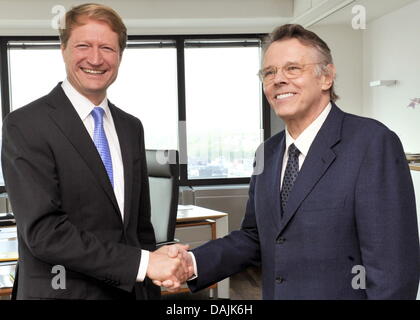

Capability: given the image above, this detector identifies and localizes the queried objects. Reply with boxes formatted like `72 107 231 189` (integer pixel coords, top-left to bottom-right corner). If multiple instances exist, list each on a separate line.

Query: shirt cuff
188 251 198 280
136 249 150 282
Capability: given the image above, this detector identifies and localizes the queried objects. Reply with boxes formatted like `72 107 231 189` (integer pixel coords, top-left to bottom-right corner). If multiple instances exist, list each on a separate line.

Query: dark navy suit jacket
189 103 420 299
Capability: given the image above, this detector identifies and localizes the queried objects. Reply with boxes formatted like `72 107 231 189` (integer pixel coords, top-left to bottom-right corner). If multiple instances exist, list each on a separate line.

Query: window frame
0 34 271 187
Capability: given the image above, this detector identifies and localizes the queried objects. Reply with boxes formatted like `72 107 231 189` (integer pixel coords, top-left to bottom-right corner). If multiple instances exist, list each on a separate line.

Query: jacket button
276 277 285 284
276 237 286 244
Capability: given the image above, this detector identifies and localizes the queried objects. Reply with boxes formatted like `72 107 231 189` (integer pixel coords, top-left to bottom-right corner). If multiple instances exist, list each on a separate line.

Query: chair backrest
146 149 179 245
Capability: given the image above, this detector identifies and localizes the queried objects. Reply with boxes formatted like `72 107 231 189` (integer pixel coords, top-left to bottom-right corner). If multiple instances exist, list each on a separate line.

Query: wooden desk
409 164 420 172
175 205 229 299
177 205 227 222
0 287 12 297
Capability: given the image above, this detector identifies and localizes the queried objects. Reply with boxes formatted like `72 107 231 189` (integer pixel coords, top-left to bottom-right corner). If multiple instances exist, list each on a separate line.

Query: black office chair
146 149 179 247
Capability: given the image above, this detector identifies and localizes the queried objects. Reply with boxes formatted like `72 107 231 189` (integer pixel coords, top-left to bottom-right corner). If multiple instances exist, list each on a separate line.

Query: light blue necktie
91 107 114 187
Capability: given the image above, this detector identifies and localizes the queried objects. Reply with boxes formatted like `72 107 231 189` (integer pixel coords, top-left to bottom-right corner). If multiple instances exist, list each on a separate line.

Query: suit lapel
278 104 344 235
46 84 121 218
109 103 134 229
260 133 286 232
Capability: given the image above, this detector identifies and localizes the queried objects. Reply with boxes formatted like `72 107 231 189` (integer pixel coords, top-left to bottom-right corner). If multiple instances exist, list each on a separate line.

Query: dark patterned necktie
280 143 300 214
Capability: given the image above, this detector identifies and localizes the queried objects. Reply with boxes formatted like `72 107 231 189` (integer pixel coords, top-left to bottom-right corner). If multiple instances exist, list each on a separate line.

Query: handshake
146 244 194 291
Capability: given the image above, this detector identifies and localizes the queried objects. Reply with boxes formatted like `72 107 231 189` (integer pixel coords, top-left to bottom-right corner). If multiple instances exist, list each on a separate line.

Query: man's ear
321 64 336 90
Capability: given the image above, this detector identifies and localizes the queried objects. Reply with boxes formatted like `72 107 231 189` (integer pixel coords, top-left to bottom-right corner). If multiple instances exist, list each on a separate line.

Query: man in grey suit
158 24 420 299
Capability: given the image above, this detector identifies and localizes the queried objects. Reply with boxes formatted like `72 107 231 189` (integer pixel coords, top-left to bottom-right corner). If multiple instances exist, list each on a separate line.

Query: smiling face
262 38 334 133
61 18 121 105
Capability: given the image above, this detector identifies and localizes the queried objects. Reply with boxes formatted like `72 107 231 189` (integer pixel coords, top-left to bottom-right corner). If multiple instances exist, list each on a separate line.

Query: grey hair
262 24 339 102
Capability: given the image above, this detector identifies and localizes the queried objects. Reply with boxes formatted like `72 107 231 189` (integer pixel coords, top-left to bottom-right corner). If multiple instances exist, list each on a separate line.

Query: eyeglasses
258 62 322 84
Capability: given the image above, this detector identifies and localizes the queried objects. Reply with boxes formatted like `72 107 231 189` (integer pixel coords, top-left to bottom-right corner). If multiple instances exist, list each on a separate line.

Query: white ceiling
0 0 293 35
0 0 293 20
0 0 417 35
313 0 418 26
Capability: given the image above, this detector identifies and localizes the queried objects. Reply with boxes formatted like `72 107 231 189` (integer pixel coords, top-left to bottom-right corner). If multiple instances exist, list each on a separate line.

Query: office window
185 40 263 179
3 35 265 185
7 41 178 150
8 42 65 111
108 41 178 150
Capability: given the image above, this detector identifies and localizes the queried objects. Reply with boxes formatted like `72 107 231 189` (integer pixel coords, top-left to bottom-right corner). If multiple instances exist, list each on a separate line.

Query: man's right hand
150 244 194 291
146 244 192 290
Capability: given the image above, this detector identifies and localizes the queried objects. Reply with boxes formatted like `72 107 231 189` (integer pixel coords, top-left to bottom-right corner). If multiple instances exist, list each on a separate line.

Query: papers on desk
0 241 18 262
177 205 194 218
178 205 194 211
0 227 18 262
0 246 17 262
0 227 17 240
0 232 17 288
0 262 16 288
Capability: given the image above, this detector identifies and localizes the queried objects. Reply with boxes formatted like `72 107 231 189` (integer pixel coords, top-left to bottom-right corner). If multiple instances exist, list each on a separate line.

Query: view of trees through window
185 45 262 179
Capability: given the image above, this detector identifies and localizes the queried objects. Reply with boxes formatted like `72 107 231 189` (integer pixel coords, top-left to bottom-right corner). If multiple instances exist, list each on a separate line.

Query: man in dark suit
1 3 188 300
159 24 420 299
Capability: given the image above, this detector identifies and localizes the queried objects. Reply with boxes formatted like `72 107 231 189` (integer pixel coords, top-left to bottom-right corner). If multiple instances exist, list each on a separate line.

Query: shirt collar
285 102 332 157
61 78 110 121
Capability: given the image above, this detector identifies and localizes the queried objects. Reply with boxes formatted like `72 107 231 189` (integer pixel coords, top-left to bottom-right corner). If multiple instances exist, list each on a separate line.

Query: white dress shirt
280 102 332 189
61 79 149 282
189 102 332 279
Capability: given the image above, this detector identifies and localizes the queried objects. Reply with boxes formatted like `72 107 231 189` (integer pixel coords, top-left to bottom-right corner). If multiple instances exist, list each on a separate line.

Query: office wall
309 24 363 116
293 0 332 17
363 0 420 153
